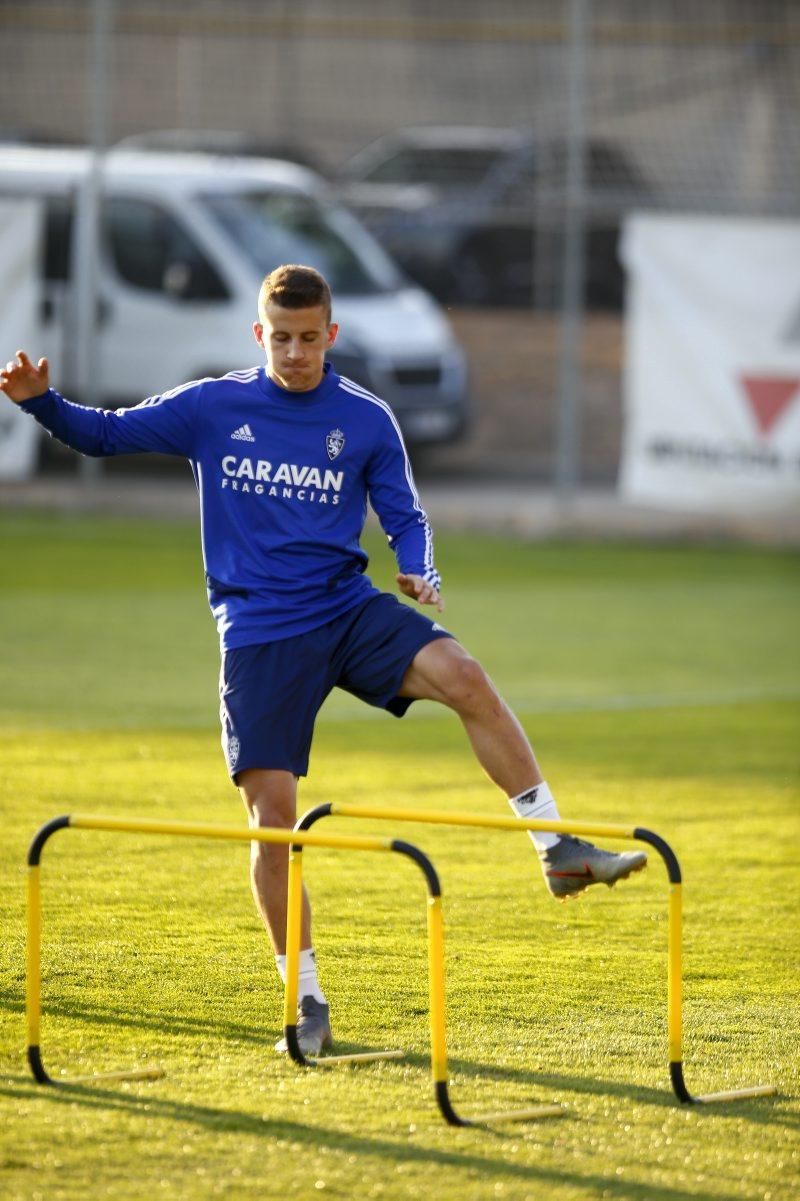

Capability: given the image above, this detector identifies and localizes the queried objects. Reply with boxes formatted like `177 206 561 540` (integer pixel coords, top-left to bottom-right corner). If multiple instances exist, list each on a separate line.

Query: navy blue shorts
218 593 452 780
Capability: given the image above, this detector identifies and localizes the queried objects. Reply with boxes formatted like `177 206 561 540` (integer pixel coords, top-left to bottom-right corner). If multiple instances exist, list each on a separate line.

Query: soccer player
2 264 646 1056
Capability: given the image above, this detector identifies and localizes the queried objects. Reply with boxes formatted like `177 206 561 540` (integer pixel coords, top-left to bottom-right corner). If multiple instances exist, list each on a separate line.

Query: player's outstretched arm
397 572 445 612
0 351 50 403
1 354 198 459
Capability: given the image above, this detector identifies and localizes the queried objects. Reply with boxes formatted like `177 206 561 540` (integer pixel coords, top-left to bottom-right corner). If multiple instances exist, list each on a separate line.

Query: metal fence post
555 0 590 499
74 0 113 482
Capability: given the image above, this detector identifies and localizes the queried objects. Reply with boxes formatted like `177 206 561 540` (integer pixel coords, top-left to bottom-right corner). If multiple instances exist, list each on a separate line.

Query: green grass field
1 511 798 1201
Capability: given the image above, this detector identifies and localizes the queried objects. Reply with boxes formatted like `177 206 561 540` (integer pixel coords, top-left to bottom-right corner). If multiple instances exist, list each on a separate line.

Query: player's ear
253 322 264 348
327 323 339 348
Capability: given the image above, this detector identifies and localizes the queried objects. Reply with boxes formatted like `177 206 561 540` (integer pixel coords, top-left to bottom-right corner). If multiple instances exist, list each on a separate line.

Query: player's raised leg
397 638 647 898
238 768 332 1054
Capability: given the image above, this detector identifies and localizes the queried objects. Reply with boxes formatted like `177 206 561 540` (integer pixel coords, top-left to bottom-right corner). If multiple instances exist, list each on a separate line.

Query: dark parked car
337 126 653 309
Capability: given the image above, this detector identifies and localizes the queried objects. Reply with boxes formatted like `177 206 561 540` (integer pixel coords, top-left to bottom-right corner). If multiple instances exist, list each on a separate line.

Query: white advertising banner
619 214 800 511
0 198 42 481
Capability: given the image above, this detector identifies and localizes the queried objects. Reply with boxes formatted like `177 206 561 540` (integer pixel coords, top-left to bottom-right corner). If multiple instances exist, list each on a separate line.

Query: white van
0 146 469 446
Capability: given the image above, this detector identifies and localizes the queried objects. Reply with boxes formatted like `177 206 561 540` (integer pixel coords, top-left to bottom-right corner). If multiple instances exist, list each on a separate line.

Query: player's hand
0 351 50 404
396 572 445 612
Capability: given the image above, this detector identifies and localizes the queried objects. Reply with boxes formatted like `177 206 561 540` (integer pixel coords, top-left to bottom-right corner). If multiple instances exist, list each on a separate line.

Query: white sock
509 781 562 852
275 948 327 1005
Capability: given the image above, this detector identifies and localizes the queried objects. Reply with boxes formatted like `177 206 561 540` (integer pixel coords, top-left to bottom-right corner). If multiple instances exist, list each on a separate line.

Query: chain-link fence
1 0 797 484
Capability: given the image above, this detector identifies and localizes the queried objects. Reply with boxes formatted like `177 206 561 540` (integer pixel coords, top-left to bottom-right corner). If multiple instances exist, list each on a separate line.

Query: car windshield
200 190 403 295
362 146 503 187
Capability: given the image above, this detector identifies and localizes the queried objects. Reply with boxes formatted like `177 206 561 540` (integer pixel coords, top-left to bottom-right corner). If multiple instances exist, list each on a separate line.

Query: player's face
253 303 338 392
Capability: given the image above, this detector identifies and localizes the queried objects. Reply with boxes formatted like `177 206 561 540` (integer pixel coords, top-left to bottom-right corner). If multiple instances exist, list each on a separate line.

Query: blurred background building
0 0 798 502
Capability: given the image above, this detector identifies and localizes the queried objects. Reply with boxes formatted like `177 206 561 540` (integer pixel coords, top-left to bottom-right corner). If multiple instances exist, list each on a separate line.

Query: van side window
44 197 73 282
105 197 229 300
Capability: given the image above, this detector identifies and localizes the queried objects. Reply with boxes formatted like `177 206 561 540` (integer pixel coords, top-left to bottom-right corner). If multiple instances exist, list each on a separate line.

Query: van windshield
200 190 403 295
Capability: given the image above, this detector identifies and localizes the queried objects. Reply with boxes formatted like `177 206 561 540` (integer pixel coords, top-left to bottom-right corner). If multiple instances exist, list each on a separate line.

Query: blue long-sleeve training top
21 363 441 650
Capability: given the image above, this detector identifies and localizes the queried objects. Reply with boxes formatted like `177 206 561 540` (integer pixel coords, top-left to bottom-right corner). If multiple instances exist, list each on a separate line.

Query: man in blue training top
2 263 646 1056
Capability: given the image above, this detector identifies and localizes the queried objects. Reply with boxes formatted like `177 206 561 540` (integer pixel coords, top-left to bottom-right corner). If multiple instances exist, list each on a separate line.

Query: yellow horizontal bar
308 1050 405 1065
695 1084 777 1103
467 1104 565 1123
331 802 635 841
57 1066 165 1083
69 814 393 854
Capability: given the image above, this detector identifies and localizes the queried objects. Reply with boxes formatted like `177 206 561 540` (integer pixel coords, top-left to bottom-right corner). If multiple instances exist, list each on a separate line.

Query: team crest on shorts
227 734 240 770
326 428 345 460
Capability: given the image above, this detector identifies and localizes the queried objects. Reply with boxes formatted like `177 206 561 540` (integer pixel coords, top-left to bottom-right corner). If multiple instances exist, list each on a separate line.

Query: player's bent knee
441 654 494 711
248 796 295 831
238 768 297 831
248 797 294 876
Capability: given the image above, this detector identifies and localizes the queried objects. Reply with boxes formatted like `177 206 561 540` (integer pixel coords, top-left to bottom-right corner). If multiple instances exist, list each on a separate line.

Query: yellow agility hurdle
283 831 561 1126
291 802 777 1120
25 816 424 1089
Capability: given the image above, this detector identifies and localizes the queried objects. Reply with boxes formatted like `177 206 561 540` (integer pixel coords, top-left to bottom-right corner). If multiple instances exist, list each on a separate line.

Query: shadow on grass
318 1045 679 1109
323 1048 790 1131
6 1039 789 1134
0 1074 774 1201
439 1056 788 1124
4 992 786 1130
1 993 266 1045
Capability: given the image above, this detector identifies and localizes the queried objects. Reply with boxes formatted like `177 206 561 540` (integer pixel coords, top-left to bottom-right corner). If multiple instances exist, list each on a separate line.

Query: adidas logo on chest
231 424 255 442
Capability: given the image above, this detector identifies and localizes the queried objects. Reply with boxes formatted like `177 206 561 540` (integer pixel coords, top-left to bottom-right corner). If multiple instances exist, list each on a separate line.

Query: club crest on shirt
326 428 345 460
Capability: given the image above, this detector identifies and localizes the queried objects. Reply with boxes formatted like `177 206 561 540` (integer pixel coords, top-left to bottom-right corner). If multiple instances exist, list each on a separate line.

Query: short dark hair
258 264 332 324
